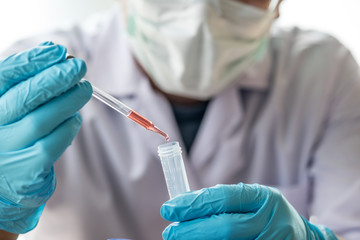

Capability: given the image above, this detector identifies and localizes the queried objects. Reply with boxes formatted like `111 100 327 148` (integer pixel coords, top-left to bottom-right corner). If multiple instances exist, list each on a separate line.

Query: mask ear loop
268 0 280 12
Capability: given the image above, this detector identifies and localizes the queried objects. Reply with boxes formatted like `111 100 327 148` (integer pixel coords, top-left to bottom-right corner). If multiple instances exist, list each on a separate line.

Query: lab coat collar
90 6 272 99
236 46 272 90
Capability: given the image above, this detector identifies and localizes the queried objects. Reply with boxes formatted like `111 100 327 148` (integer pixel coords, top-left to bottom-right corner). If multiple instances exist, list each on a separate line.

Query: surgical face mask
125 0 277 100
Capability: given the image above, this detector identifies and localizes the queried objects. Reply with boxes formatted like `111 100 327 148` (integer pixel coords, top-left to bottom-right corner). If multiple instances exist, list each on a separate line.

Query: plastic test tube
158 141 190 199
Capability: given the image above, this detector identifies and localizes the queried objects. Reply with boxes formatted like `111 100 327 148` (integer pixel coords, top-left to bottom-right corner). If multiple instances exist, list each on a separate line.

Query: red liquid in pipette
128 110 170 141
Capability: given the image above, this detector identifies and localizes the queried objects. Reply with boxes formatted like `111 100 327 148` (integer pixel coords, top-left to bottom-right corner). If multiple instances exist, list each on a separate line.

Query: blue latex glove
0 42 92 233
161 183 337 240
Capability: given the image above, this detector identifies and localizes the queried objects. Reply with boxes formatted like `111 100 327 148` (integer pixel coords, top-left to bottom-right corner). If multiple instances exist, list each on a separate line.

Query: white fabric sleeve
310 41 360 240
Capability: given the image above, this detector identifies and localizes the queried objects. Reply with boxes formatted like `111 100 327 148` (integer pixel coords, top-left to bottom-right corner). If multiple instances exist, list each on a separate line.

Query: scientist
1 0 360 239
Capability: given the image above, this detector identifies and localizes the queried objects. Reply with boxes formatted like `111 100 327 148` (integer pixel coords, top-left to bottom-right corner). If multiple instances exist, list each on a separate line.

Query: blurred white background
0 0 359 63
0 0 359 239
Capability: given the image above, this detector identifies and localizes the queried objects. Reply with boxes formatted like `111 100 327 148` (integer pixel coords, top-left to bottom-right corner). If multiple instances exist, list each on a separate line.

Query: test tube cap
158 141 181 157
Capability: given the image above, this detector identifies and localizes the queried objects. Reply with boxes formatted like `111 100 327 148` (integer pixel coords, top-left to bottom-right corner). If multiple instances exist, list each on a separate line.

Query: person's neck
135 59 206 106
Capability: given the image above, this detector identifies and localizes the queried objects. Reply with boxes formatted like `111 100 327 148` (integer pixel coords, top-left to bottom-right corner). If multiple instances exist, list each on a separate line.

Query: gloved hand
161 183 337 240
0 42 92 233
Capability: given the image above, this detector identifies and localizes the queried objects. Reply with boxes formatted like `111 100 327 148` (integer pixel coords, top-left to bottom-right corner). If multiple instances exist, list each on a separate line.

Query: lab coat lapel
127 75 204 190
190 87 246 187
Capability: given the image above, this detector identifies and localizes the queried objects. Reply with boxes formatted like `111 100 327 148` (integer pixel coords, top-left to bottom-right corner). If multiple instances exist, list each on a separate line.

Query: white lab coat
2 6 360 240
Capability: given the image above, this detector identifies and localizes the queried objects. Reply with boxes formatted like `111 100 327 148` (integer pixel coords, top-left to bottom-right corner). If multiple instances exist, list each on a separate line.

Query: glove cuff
313 224 338 240
301 216 338 240
0 201 45 234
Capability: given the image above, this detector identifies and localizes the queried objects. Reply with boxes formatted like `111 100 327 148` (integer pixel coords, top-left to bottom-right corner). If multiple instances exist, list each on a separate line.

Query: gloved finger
161 183 271 222
31 112 83 173
0 113 82 206
0 42 66 96
0 81 92 152
0 58 86 125
162 213 265 240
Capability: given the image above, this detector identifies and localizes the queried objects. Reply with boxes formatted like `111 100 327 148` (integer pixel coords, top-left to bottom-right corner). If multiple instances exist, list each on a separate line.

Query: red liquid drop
128 110 169 141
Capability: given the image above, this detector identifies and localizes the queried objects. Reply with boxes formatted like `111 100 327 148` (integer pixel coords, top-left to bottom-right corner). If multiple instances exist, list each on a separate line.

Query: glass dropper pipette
86 81 169 141
66 56 168 140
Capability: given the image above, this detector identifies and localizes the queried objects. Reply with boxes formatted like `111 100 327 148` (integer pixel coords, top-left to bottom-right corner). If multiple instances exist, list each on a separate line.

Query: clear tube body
158 142 190 199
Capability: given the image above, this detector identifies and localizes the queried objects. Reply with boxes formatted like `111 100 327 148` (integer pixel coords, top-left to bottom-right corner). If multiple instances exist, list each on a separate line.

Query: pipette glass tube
90 83 169 141
158 141 190 199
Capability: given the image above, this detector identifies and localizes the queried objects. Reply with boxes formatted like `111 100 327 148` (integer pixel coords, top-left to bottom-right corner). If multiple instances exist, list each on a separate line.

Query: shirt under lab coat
3 6 360 240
